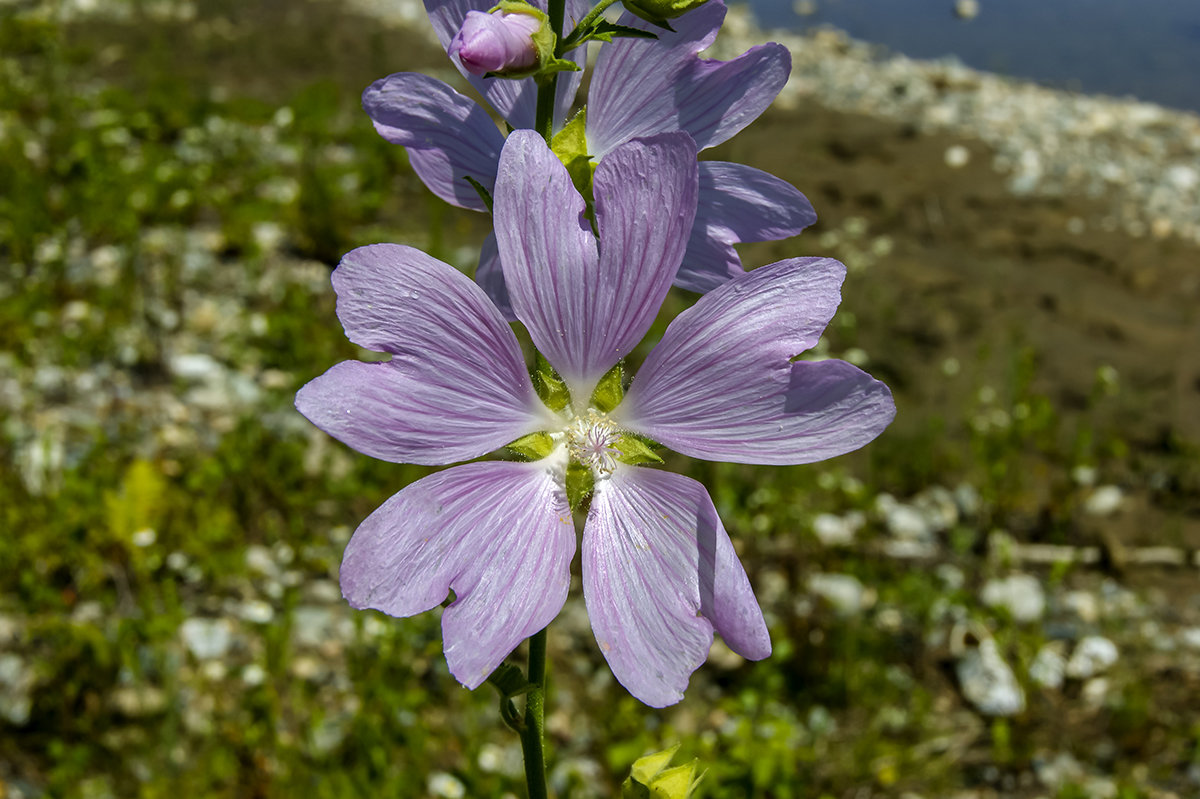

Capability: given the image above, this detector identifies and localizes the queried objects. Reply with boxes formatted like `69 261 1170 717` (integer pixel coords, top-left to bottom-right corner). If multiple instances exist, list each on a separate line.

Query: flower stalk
519 628 549 799
522 3 565 790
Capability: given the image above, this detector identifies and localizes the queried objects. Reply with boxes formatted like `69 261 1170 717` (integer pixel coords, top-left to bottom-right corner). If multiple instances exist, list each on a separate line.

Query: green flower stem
519 628 549 799
534 0 568 139
559 0 622 51
524 2 563 793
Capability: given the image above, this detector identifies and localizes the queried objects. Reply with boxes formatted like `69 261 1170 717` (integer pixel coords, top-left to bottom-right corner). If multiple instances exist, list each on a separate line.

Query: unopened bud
449 9 542 76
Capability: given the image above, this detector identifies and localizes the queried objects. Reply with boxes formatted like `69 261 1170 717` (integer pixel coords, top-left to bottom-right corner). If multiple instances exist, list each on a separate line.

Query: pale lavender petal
586 1 790 157
341 461 575 689
363 73 503 211
583 467 770 707
494 131 696 400
475 232 516 321
616 258 895 464
676 161 818 293
424 0 587 129
295 244 551 465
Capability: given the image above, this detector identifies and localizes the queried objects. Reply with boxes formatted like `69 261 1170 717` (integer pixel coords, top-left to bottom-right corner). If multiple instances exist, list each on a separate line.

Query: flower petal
494 130 697 400
423 0 588 129
616 258 895 464
362 72 504 211
586 1 790 157
676 161 818 293
583 467 770 707
475 231 517 321
295 244 551 464
341 461 575 688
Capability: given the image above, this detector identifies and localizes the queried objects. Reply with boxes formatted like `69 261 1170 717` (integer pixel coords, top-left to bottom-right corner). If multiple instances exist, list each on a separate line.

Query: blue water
750 0 1200 113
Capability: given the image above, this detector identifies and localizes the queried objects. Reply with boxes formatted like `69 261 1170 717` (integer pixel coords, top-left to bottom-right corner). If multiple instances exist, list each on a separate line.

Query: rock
1065 636 1119 679
111 685 167 717
1062 590 1100 624
951 624 1025 716
0 653 34 725
1083 485 1124 516
811 511 863 545
179 617 234 660
1029 643 1067 689
981 573 1046 623
885 503 932 540
427 772 466 799
954 0 980 20
808 573 873 616
944 144 970 168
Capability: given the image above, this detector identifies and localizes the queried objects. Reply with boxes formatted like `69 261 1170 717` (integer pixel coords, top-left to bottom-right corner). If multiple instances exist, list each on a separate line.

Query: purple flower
296 132 894 707
448 9 542 76
364 0 815 300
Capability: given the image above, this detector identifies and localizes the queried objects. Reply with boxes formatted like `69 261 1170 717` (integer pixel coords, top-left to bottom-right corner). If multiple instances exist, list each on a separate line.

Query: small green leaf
533 352 571 412
589 362 624 412
630 745 681 785
506 431 555 460
615 435 663 466
647 762 702 798
565 461 594 509
464 175 494 212
486 663 533 698
550 108 595 201
584 20 659 43
486 663 533 733
623 745 704 799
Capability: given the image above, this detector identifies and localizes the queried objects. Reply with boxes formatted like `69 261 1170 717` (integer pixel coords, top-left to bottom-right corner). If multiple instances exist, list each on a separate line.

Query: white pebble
955 637 1025 716
1066 636 1119 679
885 504 931 540
1029 644 1067 689
980 574 1046 623
808 573 872 616
428 772 466 799
944 144 970 168
1083 485 1124 516
179 618 234 660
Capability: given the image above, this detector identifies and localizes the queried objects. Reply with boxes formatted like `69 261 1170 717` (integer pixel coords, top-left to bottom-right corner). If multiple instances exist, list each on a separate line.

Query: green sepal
486 663 533 733
550 108 595 202
630 745 680 784
532 352 571 412
623 745 705 799
483 1 581 80
615 435 662 466
464 175 494 212
589 361 624 413
565 460 594 510
615 1 677 31
506 431 555 460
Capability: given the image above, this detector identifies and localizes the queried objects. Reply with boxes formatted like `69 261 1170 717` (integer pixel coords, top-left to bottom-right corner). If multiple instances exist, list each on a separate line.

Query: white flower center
565 409 621 477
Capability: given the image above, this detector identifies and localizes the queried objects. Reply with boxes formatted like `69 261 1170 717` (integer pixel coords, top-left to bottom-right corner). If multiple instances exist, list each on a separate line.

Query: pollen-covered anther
566 409 621 477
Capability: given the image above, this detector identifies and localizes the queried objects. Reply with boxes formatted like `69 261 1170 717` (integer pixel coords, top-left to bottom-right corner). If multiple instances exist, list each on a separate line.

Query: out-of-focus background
2 0 1198 796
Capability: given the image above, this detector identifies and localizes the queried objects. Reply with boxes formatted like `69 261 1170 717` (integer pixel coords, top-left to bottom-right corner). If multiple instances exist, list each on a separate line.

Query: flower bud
449 9 542 76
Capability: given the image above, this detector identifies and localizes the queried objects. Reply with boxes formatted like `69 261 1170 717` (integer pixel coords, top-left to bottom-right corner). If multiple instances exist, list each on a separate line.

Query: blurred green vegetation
1 1 1196 798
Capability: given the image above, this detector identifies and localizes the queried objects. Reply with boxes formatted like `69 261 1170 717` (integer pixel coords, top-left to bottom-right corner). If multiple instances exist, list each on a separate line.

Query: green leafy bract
506 431 555 460
532 352 571 412
623 744 705 798
550 108 595 202
564 460 594 509
589 362 624 413
615 435 663 466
